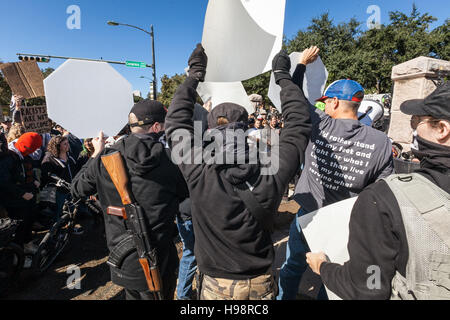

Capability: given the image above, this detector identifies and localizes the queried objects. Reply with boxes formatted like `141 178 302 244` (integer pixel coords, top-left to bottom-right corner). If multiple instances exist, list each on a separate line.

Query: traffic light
149 82 155 100
18 56 50 63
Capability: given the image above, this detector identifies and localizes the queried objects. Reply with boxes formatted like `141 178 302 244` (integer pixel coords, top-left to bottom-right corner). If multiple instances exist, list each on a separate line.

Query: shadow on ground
3 201 323 300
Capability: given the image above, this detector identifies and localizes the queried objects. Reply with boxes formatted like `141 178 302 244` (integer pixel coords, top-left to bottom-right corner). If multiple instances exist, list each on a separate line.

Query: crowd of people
0 44 449 301
0 102 95 267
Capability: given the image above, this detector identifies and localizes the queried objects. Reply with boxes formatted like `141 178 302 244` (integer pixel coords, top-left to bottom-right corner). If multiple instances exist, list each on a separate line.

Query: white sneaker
23 256 33 269
24 241 39 255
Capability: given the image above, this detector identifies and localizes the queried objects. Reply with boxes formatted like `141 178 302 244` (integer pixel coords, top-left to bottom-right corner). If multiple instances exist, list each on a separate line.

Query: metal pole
151 25 157 100
16 53 129 66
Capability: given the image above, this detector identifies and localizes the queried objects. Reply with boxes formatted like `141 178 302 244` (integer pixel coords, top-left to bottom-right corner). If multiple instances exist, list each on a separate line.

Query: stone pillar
389 57 450 151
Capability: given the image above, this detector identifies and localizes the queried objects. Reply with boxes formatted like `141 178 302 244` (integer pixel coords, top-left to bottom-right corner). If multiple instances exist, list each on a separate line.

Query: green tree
286 13 361 82
157 73 187 107
430 19 450 60
355 5 440 93
242 72 271 106
0 71 12 106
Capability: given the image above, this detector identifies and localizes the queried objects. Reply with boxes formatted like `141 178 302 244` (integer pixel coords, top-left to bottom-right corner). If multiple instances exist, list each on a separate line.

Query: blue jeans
176 217 197 300
277 208 328 300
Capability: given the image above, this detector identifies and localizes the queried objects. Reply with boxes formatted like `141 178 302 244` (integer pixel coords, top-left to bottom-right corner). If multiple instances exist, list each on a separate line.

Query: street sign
126 61 147 68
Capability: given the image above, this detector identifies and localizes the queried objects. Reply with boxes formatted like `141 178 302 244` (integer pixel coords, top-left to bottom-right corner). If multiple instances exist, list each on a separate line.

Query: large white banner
268 52 329 112
202 0 286 82
298 197 357 300
44 59 134 139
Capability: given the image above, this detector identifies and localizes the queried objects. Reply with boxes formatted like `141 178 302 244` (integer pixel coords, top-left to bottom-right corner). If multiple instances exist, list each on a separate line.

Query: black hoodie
165 76 312 280
71 133 188 291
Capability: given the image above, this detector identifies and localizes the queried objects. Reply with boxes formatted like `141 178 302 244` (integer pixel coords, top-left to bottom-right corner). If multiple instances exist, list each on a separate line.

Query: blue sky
0 0 448 98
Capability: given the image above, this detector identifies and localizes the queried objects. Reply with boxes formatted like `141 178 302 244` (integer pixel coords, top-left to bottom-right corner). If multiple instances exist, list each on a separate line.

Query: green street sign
126 61 147 68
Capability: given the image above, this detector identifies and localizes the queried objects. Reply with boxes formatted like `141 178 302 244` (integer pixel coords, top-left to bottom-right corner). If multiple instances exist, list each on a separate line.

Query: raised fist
188 43 208 82
272 50 291 85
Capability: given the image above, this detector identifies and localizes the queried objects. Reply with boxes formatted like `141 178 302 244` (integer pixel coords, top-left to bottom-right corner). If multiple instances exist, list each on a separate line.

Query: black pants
5 205 36 246
124 269 177 300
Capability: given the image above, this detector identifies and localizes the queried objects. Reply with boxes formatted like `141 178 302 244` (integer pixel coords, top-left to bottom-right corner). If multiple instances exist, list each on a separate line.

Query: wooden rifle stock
101 152 133 206
139 258 162 292
101 151 163 297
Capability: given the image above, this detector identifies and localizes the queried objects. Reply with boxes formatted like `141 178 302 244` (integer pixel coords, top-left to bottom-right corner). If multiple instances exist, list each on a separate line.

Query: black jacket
0 147 37 209
320 167 450 299
41 152 78 192
71 133 188 291
165 76 312 280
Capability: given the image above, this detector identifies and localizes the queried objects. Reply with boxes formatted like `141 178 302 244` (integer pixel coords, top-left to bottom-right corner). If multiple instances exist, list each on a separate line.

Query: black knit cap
207 103 249 129
129 99 167 128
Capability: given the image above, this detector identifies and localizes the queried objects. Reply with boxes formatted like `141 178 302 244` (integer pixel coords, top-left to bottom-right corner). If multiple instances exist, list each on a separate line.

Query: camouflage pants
200 274 277 300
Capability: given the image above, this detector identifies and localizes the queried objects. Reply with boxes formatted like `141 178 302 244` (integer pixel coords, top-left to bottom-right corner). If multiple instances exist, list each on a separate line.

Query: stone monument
389 56 450 151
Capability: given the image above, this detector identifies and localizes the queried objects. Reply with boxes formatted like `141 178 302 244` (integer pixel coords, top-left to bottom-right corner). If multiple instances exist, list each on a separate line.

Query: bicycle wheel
0 243 25 297
32 214 72 273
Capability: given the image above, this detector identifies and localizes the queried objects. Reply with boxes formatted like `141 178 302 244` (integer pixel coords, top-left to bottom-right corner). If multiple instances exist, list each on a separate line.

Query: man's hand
22 193 34 201
300 46 320 66
306 252 329 275
91 131 105 158
272 50 291 85
34 181 40 189
188 43 208 82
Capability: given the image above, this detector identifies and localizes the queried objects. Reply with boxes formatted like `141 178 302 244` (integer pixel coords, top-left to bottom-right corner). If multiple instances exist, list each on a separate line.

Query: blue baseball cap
317 80 365 103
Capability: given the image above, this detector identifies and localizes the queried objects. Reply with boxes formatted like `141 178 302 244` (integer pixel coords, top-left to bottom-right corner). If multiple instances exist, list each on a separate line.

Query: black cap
400 82 450 121
207 103 248 129
129 99 167 128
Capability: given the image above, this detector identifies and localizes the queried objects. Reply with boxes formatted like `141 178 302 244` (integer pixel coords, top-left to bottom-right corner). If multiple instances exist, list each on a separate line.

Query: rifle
101 151 163 300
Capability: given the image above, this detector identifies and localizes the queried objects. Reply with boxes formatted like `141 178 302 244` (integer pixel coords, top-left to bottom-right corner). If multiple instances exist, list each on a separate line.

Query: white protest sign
197 81 253 114
298 197 357 300
44 59 134 138
268 52 328 112
202 0 286 82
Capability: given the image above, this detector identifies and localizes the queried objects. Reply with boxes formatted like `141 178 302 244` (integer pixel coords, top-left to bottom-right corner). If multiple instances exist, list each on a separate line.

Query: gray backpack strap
234 182 274 233
388 174 450 248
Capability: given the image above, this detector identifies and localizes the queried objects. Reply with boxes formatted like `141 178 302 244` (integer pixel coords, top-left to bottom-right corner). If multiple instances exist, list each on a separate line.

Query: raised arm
268 51 312 188
165 44 208 185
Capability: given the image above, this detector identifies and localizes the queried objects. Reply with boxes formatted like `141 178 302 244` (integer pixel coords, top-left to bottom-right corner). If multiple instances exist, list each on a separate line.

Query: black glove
188 43 208 82
272 50 291 85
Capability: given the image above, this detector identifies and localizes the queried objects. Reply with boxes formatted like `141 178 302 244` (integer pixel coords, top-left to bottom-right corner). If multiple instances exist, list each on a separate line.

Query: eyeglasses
410 116 441 130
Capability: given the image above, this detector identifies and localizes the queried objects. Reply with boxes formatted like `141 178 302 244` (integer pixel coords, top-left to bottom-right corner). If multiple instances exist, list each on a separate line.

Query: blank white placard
44 59 134 139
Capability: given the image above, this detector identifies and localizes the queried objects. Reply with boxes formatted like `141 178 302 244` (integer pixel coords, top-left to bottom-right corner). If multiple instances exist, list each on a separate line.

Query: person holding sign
278 47 394 300
307 82 450 300
165 44 312 300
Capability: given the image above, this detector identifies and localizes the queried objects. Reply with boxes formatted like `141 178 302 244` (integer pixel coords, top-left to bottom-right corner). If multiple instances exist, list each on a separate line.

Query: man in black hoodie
71 99 188 300
307 82 450 300
165 45 312 300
